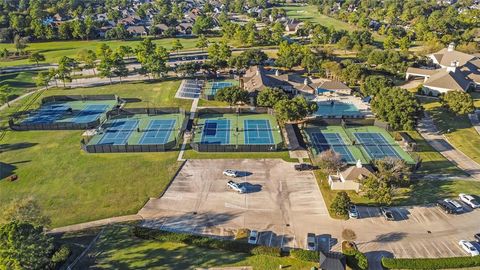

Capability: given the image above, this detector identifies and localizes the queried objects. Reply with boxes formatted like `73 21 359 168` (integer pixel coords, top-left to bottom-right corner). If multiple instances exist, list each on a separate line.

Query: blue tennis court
209 82 233 95
98 119 138 145
244 120 274 144
310 132 355 163
201 119 230 144
139 119 176 145
354 132 401 159
73 105 109 123
23 104 69 124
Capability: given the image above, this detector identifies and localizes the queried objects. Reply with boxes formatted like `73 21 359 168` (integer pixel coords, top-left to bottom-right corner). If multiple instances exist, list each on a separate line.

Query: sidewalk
417 112 480 180
177 97 199 161
48 214 143 234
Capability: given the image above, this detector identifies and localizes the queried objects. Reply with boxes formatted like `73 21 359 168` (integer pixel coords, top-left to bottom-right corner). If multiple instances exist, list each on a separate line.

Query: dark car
475 233 480 242
380 207 395 221
294 163 315 171
437 199 457 214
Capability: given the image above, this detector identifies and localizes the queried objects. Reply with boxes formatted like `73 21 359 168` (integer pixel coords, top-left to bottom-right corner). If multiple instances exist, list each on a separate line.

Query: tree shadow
372 232 407 243
0 142 37 153
0 160 30 180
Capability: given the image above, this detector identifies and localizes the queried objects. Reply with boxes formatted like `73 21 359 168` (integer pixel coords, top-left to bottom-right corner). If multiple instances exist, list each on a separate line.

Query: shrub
382 256 480 269
344 248 368 270
235 228 249 241
251 246 282 257
51 245 71 265
290 249 320 262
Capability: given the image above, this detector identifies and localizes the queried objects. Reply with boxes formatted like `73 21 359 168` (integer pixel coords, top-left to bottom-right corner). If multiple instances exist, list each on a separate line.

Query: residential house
319 252 346 270
126 25 147 36
284 18 303 33
176 22 193 36
327 160 373 192
405 43 479 95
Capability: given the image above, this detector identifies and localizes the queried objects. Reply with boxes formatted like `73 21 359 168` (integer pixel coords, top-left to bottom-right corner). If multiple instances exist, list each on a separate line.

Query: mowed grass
422 99 480 164
0 81 191 228
0 37 222 68
0 71 37 102
76 225 316 270
183 149 298 162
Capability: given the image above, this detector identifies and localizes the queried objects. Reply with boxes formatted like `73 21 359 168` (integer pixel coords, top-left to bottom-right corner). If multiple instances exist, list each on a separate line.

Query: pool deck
312 95 373 118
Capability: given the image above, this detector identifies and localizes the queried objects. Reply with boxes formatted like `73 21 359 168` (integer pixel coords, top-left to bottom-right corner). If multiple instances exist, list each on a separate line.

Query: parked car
459 194 480 209
248 230 258 245
474 233 480 242
437 199 456 214
306 233 317 251
223 170 240 177
380 207 394 221
459 240 480 256
445 199 463 213
227 180 246 193
348 205 359 219
294 163 315 171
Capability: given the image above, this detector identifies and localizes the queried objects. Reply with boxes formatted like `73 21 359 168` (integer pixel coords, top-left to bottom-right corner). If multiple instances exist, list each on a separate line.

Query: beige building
405 43 479 96
328 160 373 192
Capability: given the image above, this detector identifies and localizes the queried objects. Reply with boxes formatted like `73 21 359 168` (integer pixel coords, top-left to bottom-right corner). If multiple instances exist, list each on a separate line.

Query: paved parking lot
139 159 330 250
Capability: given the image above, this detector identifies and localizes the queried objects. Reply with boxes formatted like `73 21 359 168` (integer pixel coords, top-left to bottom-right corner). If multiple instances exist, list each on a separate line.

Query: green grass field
0 81 192 227
0 71 38 103
73 225 316 270
183 149 298 162
0 37 222 68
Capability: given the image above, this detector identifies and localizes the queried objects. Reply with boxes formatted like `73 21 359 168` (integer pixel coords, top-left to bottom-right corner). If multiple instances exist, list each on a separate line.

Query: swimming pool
315 101 361 117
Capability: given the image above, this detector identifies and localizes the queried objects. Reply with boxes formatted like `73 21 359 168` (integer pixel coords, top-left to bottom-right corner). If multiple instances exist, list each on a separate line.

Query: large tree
28 52 45 66
441 91 475 115
214 86 249 105
371 87 422 130
360 75 393 97
256 87 288 108
330 192 351 217
0 85 12 107
274 96 318 123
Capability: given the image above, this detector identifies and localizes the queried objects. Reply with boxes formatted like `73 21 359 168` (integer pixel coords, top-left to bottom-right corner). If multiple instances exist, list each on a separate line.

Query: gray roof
424 68 473 91
320 252 346 270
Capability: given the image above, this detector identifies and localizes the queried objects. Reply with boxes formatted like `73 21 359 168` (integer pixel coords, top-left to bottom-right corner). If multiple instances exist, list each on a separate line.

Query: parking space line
268 233 273 247
419 242 434 258
409 243 423 258
440 241 457 256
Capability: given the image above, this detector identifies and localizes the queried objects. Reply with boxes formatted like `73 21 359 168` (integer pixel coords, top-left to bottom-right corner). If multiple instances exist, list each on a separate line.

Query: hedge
382 256 480 269
133 226 281 257
344 248 368 270
290 249 320 262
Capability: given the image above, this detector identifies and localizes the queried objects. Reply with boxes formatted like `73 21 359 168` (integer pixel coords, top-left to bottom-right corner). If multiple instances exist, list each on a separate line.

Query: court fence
81 107 189 153
190 107 283 152
9 95 121 131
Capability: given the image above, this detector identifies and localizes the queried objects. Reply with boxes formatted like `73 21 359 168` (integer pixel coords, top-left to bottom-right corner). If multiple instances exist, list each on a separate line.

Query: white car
306 233 317 251
223 170 239 177
348 205 359 219
459 240 480 256
459 194 480 208
227 180 246 193
248 230 258 244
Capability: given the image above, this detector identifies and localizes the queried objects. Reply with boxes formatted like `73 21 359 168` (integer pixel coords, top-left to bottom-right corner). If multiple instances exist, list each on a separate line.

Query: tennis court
244 119 274 144
98 119 138 145
310 132 355 163
200 119 230 144
139 119 176 145
22 100 115 125
354 132 402 160
176 79 204 99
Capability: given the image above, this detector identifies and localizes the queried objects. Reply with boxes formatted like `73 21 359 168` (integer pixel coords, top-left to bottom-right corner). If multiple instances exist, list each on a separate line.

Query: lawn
0 37 222 68
0 71 38 102
183 149 298 162
0 80 191 228
73 225 316 270
421 98 480 164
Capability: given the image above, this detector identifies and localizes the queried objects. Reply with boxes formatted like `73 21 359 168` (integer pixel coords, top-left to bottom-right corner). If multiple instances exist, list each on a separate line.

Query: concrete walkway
177 97 199 161
48 214 143 234
417 112 480 180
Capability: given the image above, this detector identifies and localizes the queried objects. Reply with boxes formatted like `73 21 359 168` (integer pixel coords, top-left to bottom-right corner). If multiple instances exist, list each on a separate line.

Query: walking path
177 97 199 161
48 214 142 234
417 112 480 180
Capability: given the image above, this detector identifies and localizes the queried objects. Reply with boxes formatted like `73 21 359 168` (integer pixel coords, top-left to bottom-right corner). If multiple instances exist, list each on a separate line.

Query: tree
77 49 97 75
28 52 45 66
383 35 397 50
442 91 475 115
371 87 422 130
136 38 169 79
274 96 318 123
48 68 58 88
363 175 393 204
196 35 209 52
330 192 351 217
313 149 345 173
208 42 231 73
35 71 51 89
171 39 184 53
337 36 352 53
256 87 288 108
373 158 411 187
0 197 50 227
0 222 54 270
192 15 214 35
57 56 77 88
360 75 393 97
398 36 411 52
214 86 249 105
97 47 114 83
276 41 303 70
0 85 12 107
342 229 357 242
111 51 128 82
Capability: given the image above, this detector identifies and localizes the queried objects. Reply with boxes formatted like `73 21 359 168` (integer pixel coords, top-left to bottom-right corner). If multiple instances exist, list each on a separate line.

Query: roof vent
447 42 455 52
304 78 308 85
275 69 280 76
356 159 362 168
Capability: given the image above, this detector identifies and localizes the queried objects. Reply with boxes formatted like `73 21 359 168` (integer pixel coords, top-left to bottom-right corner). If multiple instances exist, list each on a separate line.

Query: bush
382 256 480 269
51 245 71 265
344 248 368 270
235 228 249 241
251 246 282 257
290 249 320 262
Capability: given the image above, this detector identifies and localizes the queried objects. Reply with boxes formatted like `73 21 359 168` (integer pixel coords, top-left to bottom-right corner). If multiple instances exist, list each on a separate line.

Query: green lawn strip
0 37 223 68
0 71 38 103
183 149 297 162
77 225 316 270
198 99 230 107
423 100 480 164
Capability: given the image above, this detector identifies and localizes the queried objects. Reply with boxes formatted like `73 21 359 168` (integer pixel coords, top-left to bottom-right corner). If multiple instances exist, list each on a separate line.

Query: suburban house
327 160 373 192
405 43 479 95
284 18 303 33
240 66 352 97
319 252 346 270
126 25 147 36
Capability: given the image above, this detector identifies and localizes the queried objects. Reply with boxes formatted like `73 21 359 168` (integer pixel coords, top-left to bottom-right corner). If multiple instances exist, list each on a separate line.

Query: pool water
315 102 360 117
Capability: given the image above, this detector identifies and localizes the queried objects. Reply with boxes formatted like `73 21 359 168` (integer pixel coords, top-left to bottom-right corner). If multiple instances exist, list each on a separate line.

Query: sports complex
303 123 415 164
203 79 238 100
82 108 188 153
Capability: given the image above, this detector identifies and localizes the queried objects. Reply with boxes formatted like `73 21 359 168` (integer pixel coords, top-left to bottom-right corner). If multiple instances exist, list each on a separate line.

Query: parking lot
139 159 331 250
